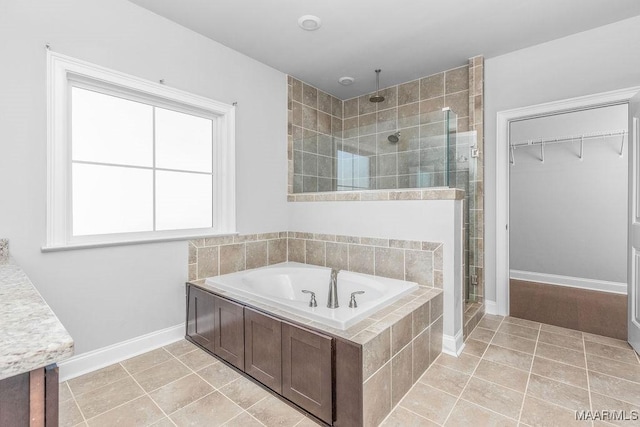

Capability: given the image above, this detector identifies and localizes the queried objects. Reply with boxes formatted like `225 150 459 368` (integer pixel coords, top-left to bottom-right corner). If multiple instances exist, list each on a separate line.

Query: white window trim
45 51 236 250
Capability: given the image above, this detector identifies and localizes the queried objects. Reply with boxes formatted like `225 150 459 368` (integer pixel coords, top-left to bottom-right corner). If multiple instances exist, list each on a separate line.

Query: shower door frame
494 86 640 317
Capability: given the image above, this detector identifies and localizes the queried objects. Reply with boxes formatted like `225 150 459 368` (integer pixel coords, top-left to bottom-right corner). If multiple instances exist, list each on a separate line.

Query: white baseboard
510 270 627 295
442 330 465 357
58 323 184 382
484 300 499 315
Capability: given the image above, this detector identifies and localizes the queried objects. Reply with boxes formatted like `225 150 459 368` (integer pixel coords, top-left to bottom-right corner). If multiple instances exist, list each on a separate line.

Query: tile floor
60 315 640 426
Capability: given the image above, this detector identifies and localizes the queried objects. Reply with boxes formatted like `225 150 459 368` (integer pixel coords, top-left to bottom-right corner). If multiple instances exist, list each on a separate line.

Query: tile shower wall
288 64 471 193
188 232 443 288
288 77 343 193
468 56 485 311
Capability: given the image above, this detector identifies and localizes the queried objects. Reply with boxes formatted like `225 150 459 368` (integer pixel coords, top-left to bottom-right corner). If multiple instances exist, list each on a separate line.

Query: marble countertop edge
0 255 75 381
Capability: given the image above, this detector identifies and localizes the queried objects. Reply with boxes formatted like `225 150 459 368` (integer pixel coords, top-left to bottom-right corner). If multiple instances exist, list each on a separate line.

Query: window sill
41 232 238 253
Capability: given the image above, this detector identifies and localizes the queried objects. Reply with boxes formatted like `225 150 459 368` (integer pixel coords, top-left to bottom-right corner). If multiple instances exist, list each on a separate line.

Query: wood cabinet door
213 296 245 370
282 323 333 424
186 285 216 353
244 308 282 393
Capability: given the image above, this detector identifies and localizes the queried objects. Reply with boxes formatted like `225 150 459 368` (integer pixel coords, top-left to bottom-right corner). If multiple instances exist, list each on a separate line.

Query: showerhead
369 69 385 103
388 131 401 143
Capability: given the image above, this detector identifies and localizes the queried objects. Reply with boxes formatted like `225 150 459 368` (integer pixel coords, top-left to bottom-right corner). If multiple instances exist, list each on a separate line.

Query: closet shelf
510 129 626 164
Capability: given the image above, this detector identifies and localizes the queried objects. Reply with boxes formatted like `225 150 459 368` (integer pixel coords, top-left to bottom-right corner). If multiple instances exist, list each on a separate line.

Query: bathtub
204 262 418 330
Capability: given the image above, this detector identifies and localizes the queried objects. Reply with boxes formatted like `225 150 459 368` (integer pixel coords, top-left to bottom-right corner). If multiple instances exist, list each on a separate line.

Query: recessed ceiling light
338 77 355 86
298 15 321 31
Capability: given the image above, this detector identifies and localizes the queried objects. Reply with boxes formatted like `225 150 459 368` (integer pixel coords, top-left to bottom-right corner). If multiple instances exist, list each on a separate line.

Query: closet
508 104 628 338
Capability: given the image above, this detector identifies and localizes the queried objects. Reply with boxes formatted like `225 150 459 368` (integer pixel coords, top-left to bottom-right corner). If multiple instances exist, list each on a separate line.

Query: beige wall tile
445 66 469 94
220 243 246 275
245 241 268 270
325 242 349 271
268 238 287 265
302 83 317 108
363 363 392 427
374 247 404 280
411 301 430 338
288 238 306 263
412 327 431 382
391 344 413 406
430 316 443 364
348 244 374 275
398 80 419 105
419 73 444 100
197 246 218 279
391 313 413 355
404 250 433 287
305 239 326 266
362 327 391 380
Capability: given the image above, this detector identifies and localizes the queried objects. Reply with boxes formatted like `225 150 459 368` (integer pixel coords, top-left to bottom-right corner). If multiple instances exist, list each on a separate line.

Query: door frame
495 86 640 316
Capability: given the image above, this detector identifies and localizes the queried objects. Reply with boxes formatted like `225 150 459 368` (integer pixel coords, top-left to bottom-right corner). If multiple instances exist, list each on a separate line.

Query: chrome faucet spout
327 268 340 308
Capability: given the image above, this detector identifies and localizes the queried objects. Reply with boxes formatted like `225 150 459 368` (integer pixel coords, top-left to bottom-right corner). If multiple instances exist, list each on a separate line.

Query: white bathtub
204 262 418 330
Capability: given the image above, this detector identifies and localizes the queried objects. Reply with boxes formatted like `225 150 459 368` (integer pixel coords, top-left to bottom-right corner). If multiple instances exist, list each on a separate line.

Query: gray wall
485 15 640 302
509 105 628 283
0 0 288 354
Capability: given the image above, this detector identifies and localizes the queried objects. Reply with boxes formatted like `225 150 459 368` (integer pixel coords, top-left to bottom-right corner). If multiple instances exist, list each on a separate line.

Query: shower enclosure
291 104 480 308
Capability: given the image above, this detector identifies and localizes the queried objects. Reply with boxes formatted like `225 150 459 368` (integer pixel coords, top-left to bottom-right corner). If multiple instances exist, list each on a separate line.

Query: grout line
516 320 541 424
440 313 506 425
583 332 594 427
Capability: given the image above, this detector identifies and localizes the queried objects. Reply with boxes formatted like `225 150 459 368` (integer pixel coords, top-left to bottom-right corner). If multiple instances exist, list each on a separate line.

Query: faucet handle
301 290 318 307
349 291 365 308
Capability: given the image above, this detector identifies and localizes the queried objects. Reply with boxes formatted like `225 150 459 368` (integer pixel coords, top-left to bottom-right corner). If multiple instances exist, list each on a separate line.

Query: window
46 52 236 249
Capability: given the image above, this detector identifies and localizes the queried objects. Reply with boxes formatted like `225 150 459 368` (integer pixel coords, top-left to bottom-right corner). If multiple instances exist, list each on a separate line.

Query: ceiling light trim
297 15 322 31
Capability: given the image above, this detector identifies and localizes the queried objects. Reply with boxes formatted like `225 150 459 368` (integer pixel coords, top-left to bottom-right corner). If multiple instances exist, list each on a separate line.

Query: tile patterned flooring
60 315 640 426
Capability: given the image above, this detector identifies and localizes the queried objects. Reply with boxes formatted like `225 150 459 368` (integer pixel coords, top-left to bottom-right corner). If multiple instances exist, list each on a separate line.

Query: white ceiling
129 0 640 99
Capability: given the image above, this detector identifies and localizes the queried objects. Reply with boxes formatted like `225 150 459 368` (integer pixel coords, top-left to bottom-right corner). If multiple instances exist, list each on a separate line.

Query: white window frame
45 51 236 250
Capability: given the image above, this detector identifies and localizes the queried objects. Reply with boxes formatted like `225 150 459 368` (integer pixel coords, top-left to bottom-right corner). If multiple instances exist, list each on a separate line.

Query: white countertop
0 256 74 380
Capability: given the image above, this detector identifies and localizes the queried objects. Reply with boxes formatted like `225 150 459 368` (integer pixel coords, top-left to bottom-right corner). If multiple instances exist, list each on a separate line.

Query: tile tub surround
189 232 444 289
0 256 74 380
190 277 443 427
188 232 288 281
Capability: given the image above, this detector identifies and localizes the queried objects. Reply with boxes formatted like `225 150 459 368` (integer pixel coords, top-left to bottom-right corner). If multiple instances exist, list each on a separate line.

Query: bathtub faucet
327 268 340 309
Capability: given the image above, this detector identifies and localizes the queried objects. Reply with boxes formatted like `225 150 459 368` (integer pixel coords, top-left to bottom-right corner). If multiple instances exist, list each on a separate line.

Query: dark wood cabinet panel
244 308 282 393
0 366 58 427
213 296 245 370
0 371 29 426
187 285 216 352
282 322 334 425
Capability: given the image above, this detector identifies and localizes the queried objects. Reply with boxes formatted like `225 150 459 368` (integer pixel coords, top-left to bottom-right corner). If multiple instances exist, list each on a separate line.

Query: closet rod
511 129 626 149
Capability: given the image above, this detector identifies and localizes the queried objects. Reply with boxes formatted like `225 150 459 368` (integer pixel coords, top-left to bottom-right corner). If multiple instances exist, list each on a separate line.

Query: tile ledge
288 188 465 202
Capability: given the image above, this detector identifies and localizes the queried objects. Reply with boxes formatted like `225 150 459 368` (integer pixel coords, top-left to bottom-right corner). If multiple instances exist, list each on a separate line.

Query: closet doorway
508 104 628 339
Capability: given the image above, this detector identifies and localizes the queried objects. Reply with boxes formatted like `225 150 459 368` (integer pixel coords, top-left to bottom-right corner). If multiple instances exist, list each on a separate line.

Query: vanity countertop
0 256 74 381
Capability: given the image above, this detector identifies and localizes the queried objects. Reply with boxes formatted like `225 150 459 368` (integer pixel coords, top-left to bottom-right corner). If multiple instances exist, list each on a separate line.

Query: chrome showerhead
388 131 401 143
369 69 384 103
